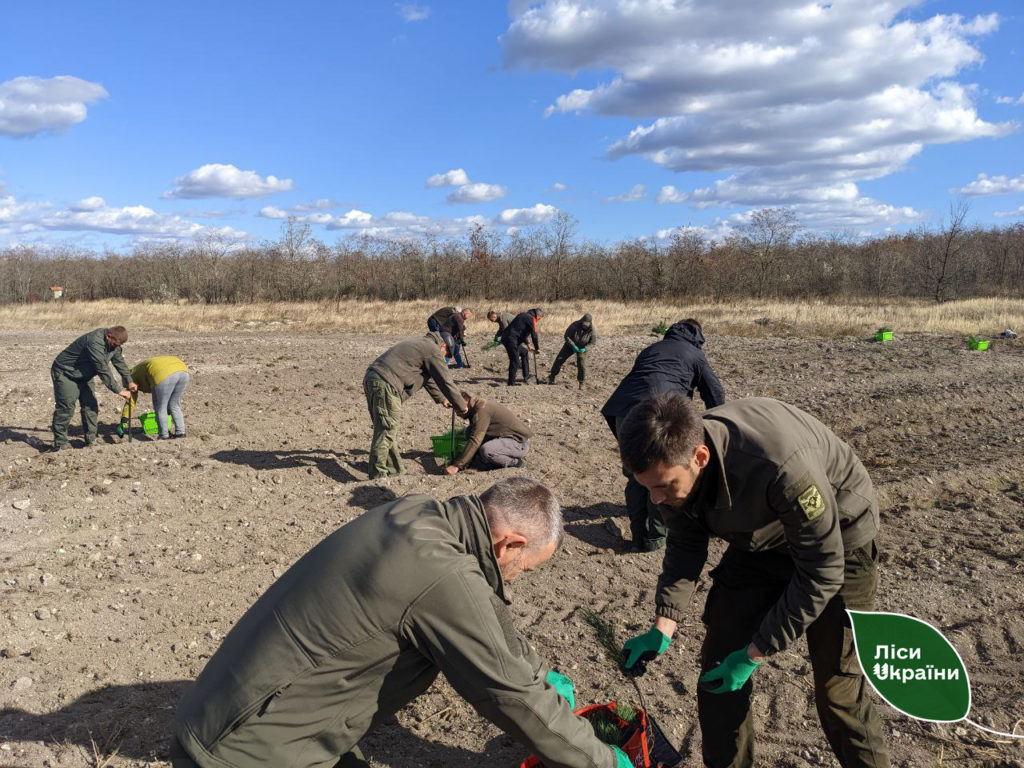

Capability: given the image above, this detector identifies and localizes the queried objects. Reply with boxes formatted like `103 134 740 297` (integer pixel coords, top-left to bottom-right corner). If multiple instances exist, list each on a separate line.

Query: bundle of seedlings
519 610 683 768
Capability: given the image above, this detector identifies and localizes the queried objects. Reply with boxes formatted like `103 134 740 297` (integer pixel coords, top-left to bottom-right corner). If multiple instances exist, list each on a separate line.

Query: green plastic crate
430 428 467 458
140 410 174 435
968 336 990 351
874 328 893 342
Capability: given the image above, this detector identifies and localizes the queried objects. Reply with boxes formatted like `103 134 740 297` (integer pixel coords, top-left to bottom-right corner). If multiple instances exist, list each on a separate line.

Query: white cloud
70 196 107 212
549 182 568 192
293 198 342 211
496 203 557 226
603 183 646 203
503 2 1015 219
163 163 293 199
0 192 247 241
426 168 470 188
657 185 688 204
994 206 1024 219
0 76 108 137
996 94 1024 106
259 206 289 220
397 3 430 22
954 173 1024 197
447 182 508 204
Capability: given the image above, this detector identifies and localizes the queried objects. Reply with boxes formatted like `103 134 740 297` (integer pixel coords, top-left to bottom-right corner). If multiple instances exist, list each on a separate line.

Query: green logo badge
848 610 969 722
797 485 825 521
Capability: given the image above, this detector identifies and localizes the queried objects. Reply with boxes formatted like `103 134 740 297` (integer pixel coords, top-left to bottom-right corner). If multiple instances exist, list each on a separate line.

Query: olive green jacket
174 494 615 768
51 328 133 394
366 334 466 412
656 398 880 654
453 399 534 469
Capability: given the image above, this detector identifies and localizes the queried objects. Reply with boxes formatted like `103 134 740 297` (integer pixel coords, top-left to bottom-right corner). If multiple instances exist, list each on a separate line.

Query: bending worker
601 318 724 551
363 332 466 480
48 325 137 451
501 307 544 386
617 395 890 768
444 391 533 474
548 313 596 390
428 305 472 369
171 478 634 768
118 356 190 439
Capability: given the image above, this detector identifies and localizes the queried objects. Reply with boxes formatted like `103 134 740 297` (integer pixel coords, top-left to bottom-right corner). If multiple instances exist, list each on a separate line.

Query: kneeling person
445 391 532 474
171 478 631 768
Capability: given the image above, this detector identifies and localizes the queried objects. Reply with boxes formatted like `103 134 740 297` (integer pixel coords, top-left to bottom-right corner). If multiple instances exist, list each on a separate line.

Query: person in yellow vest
119 356 190 440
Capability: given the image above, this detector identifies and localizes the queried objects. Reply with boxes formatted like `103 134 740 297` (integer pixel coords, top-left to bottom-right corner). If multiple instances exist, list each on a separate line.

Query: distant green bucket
968 336 990 351
430 428 467 459
140 410 175 435
874 328 894 342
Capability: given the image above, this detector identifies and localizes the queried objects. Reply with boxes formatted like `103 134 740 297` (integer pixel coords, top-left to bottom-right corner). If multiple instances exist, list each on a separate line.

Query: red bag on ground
520 701 651 768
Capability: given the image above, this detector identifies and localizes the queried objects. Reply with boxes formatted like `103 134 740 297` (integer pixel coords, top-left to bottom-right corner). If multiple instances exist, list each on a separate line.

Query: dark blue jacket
601 321 725 432
501 311 540 351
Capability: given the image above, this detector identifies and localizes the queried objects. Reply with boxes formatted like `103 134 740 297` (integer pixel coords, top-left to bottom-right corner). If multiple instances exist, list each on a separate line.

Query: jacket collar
441 495 508 603
693 420 732 513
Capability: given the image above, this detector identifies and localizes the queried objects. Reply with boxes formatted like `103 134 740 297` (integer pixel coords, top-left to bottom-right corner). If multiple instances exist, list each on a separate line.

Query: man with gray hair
171 478 634 768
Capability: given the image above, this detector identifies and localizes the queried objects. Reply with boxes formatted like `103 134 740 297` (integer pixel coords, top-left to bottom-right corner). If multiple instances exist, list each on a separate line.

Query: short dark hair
481 477 562 551
681 318 702 333
618 394 705 474
106 326 128 344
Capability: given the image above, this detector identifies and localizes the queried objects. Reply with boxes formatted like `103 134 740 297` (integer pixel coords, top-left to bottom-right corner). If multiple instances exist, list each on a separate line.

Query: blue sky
1 0 1022 250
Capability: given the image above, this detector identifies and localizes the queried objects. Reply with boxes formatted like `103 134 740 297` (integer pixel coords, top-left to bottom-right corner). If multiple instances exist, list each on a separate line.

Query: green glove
698 647 761 693
579 347 587 353
611 746 633 767
622 627 670 674
571 343 579 352
545 669 575 708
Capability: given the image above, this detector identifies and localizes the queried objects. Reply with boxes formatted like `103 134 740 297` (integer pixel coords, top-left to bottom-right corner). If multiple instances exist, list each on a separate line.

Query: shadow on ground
561 502 632 552
209 449 362 483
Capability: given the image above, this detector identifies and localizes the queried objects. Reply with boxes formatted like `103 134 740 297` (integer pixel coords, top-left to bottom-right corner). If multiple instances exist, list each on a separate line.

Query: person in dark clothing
600 319 725 551
444 391 533 473
617 395 889 768
443 308 473 368
501 308 544 386
48 326 138 451
487 309 516 344
548 313 596 390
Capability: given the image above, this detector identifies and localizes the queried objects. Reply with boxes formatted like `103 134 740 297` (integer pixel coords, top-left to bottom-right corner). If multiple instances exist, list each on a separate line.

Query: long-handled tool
531 347 539 384
449 406 456 464
461 340 471 368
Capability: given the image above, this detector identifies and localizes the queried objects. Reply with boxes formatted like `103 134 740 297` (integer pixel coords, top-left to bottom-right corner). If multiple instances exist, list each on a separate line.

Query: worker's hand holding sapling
545 670 576 708
622 626 671 674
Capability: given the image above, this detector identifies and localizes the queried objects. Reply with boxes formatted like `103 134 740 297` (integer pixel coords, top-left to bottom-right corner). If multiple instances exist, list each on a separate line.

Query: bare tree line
2 207 1022 305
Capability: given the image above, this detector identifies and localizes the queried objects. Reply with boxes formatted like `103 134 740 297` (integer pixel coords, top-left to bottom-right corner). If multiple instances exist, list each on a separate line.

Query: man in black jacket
601 319 725 551
501 308 544 386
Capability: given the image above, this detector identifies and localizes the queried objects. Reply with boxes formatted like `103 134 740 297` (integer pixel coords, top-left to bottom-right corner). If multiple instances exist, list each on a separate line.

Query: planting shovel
449 406 456 464
531 348 539 383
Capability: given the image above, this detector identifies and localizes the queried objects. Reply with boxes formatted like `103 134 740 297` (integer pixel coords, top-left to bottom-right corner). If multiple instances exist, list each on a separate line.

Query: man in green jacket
363 332 467 480
48 326 137 451
171 478 633 768
444 391 533 474
548 313 596 390
617 395 889 768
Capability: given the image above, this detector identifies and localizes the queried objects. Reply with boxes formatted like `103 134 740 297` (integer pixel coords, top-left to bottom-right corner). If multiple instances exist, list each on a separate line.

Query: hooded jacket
563 319 596 349
601 321 724 427
173 494 615 768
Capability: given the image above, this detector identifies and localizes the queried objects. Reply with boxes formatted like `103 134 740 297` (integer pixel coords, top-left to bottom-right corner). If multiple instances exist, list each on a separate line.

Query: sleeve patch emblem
797 485 825 521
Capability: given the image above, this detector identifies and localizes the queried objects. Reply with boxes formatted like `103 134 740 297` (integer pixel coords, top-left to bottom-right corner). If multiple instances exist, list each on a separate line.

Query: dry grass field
1 297 1022 338
1 300 1023 767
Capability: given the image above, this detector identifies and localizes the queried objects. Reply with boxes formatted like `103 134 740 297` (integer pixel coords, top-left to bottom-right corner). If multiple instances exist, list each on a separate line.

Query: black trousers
697 544 890 768
504 338 530 383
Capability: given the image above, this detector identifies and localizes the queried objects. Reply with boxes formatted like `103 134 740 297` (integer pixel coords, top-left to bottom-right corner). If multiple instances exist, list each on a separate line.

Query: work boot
44 443 65 453
547 375 556 385
578 381 585 391
116 419 128 437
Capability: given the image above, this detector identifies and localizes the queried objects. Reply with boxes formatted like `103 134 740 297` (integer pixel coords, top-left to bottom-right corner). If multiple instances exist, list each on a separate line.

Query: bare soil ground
1 327 1023 768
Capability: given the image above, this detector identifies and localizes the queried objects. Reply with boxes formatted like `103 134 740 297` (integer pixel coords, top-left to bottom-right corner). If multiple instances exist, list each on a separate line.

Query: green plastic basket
139 410 174 435
430 428 467 459
968 336 990 351
874 328 893 342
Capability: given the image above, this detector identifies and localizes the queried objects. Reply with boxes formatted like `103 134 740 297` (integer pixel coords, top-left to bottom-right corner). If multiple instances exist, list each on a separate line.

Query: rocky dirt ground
1 326 1023 768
